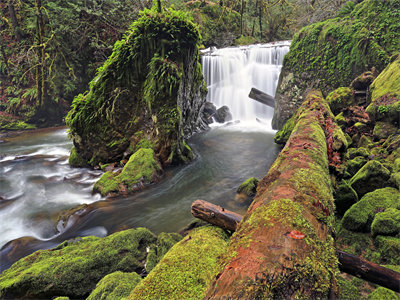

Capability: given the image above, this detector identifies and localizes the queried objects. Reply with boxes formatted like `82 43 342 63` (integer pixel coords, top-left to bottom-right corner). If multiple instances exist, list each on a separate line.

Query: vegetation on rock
236 177 259 197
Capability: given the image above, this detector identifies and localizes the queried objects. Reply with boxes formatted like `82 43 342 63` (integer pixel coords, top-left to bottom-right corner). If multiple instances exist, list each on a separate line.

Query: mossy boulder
93 148 162 196
342 187 400 232
0 228 156 299
334 181 358 216
349 160 391 198
0 113 36 132
236 177 259 197
350 71 376 91
373 121 398 140
68 147 89 167
87 271 142 300
390 172 400 189
357 135 373 149
371 208 400 237
338 277 362 300
346 156 367 176
326 87 356 115
128 226 229 300
145 232 182 273
374 236 400 265
347 147 370 160
272 0 400 129
367 287 398 300
274 113 296 145
66 7 206 168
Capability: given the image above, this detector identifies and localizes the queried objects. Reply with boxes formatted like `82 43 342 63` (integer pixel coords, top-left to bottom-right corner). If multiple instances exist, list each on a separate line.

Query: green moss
68 147 89 167
373 121 398 140
327 87 355 115
93 148 161 196
337 277 362 300
346 156 367 176
336 220 372 257
54 297 70 300
374 236 400 265
274 113 296 145
129 226 229 300
342 187 400 232
371 208 400 237
0 228 156 299
335 112 347 127
357 135 373 149
348 147 370 159
390 172 400 190
236 177 259 197
87 271 142 300
383 265 400 273
235 35 257 46
145 232 182 273
334 180 359 216
370 53 400 101
349 160 391 198
367 287 398 300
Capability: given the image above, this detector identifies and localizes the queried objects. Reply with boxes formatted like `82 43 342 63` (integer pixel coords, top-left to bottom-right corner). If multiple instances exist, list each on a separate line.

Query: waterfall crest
202 41 290 127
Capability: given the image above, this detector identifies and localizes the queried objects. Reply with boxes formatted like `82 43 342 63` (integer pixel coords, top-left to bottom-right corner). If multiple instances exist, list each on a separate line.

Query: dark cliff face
66 7 207 168
272 0 400 130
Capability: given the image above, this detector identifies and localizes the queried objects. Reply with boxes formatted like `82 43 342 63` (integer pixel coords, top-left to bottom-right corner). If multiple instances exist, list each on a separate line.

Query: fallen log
191 200 400 293
248 87 275 107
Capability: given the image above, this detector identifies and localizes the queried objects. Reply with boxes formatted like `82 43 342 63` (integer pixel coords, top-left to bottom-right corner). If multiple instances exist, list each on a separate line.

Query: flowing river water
0 42 289 272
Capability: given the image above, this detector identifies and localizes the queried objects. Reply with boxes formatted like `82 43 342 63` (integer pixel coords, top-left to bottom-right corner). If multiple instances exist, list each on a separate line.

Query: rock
346 156 367 176
214 106 232 123
342 187 400 232
68 147 89 167
349 160 391 198
390 172 400 189
274 113 296 145
326 87 356 115
338 277 362 300
348 147 370 159
335 112 347 128
87 271 142 300
202 102 217 124
367 287 398 300
93 148 162 196
129 226 229 300
357 135 373 148
236 177 259 197
373 122 398 140
374 236 400 265
334 181 358 216
371 208 400 237
145 232 182 273
0 228 156 299
350 71 375 91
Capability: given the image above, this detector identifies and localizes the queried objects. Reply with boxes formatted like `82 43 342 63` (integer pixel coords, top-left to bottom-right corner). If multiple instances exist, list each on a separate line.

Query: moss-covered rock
338 277 362 300
371 208 400 237
390 172 400 189
373 121 398 140
334 181 359 216
145 232 182 273
349 160 391 198
357 135 373 149
342 187 400 232
236 177 259 197
351 70 376 91
274 113 296 145
326 87 356 115
348 147 370 159
93 148 162 196
68 147 89 167
272 0 400 129
367 287 398 300
129 226 229 300
346 156 367 176
374 236 400 265
87 271 142 300
0 228 156 299
0 113 36 132
66 6 205 168
336 220 373 257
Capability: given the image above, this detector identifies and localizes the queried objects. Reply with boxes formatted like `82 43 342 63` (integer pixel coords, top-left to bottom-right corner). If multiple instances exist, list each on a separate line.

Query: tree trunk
191 200 400 293
240 0 246 36
259 0 263 40
35 0 47 107
248 87 275 107
8 0 22 41
205 90 341 299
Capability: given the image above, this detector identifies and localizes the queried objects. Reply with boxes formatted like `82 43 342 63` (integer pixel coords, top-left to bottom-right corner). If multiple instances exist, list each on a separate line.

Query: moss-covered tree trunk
35 0 47 107
206 91 344 299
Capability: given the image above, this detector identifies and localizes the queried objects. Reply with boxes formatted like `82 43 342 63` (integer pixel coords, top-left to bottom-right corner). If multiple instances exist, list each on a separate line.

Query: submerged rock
0 228 156 299
214 106 233 123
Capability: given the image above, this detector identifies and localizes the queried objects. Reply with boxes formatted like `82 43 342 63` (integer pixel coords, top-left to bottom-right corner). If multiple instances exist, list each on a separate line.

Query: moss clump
337 277 362 300
0 115 36 132
374 236 400 265
370 54 400 102
342 187 400 232
145 232 182 273
367 287 398 300
93 148 161 196
87 271 142 300
68 147 88 167
236 177 259 197
334 181 358 216
54 297 70 300
336 220 372 257
348 147 370 159
129 226 229 300
0 228 156 299
326 87 355 115
346 156 367 176
349 160 391 198
371 208 400 237
373 121 398 140
274 113 296 145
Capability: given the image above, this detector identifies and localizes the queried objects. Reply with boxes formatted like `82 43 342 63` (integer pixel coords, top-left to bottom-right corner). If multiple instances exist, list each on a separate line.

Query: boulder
202 102 217 124
334 181 358 216
367 287 398 300
342 187 400 232
350 71 376 91
371 208 400 237
236 177 259 197
349 160 391 198
374 236 400 265
326 87 356 115
0 228 156 299
373 122 398 140
214 106 232 123
357 135 373 148
87 271 142 300
346 156 367 176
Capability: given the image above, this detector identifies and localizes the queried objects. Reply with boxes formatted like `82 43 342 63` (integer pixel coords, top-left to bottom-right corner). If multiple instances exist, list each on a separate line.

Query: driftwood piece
248 87 275 107
191 199 400 293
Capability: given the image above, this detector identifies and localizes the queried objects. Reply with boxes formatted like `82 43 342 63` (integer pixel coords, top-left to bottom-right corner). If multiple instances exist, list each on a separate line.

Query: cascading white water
202 41 290 127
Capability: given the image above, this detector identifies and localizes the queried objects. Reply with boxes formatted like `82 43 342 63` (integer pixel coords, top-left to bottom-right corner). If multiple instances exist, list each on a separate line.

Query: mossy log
192 200 400 293
206 90 342 299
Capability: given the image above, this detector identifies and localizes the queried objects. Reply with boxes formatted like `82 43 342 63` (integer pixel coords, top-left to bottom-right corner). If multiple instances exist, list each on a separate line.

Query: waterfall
201 41 290 126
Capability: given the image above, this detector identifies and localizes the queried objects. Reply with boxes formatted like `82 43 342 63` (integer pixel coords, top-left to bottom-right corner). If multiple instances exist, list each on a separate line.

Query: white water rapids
202 41 290 127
